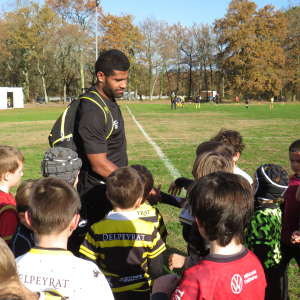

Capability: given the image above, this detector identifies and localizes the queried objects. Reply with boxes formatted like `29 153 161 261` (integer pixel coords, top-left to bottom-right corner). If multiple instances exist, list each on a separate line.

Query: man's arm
87 153 118 178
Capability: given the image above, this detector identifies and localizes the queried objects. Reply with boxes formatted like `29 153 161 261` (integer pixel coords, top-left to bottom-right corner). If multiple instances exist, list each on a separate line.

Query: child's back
80 167 166 300
245 164 288 300
16 248 110 299
16 177 114 300
130 164 168 241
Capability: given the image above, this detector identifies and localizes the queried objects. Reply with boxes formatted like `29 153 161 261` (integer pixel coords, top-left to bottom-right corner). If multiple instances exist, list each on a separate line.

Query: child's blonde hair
0 145 24 179
192 151 234 180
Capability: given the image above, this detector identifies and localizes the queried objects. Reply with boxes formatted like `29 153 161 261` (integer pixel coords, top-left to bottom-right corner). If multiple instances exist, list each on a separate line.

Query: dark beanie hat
254 164 289 201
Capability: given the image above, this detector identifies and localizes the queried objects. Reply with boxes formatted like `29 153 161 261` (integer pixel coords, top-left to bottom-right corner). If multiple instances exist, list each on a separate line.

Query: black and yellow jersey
80 211 166 293
136 203 168 240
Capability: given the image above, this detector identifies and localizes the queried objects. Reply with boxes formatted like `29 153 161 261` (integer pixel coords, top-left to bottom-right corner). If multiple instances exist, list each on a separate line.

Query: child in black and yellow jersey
80 167 166 300
131 164 167 243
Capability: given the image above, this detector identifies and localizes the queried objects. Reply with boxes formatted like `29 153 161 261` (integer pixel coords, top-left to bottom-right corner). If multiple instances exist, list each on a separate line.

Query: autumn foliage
0 0 299 102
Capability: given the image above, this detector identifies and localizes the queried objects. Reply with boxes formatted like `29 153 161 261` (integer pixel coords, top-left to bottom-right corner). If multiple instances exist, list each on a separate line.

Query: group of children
0 130 299 300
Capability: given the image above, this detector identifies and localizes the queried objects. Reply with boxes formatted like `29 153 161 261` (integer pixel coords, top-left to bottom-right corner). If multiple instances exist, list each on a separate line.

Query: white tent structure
0 87 24 109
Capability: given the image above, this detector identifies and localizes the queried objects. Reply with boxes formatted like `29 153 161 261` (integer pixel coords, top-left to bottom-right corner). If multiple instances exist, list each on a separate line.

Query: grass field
1 101 299 299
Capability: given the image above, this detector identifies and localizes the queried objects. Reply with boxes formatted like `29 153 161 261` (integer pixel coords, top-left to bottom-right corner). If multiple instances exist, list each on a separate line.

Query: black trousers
264 264 285 300
280 242 300 300
171 100 176 110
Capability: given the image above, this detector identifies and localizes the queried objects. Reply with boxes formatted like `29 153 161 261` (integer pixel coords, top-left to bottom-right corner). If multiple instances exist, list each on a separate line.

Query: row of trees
1 0 300 103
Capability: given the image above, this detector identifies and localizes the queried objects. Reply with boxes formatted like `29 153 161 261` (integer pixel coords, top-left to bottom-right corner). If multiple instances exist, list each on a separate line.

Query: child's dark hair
107 167 144 209
187 172 253 247
95 49 130 77
196 141 234 160
28 177 81 235
289 139 300 153
15 180 37 213
130 165 154 203
210 129 245 154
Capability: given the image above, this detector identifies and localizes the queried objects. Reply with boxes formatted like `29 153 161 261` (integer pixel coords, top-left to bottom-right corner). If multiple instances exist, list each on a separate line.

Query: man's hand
291 231 300 244
152 274 181 297
168 181 183 196
169 254 186 270
148 184 162 206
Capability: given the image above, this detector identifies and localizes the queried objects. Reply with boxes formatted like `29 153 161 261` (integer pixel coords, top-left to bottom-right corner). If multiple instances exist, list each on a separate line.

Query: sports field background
0 101 299 299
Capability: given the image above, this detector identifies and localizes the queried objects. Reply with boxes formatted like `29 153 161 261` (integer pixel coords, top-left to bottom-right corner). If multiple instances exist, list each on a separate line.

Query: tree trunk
63 82 67 104
22 68 29 103
79 48 84 91
37 59 48 104
204 60 208 100
222 70 225 99
159 62 165 100
149 57 152 102
128 67 131 100
134 61 138 101
189 57 192 97
210 63 213 94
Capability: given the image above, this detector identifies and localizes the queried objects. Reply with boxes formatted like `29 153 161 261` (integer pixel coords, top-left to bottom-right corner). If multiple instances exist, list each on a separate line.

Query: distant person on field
245 95 249 109
281 95 285 106
235 95 239 106
181 94 185 107
152 173 266 300
215 94 219 106
280 139 300 300
10 180 37 258
270 97 274 109
0 145 24 245
80 167 166 300
210 94 213 105
195 94 200 109
130 164 167 243
210 129 253 184
245 164 289 300
171 92 176 110
258 95 262 105
16 177 114 300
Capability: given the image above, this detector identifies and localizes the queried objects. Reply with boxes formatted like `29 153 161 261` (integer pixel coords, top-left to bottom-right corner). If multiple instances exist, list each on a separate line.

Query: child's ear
25 211 33 227
70 214 80 231
233 152 240 163
19 212 26 222
3 172 11 182
195 217 204 229
106 190 110 200
136 197 143 208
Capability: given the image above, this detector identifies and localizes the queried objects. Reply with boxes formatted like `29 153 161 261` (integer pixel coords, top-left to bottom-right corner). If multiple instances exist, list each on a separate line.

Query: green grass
1 101 300 299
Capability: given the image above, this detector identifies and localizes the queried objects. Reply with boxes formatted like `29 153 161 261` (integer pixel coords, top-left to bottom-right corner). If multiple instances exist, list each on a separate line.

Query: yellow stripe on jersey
147 243 166 259
29 248 73 256
112 282 148 293
3 235 13 241
43 289 66 299
0 204 17 214
79 245 98 260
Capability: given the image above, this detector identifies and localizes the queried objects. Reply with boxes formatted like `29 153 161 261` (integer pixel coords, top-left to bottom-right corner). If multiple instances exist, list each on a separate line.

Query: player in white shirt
16 177 114 300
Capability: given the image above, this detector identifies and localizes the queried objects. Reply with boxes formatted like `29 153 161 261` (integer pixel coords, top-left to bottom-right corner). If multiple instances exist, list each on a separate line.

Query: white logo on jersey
173 288 184 299
231 274 243 294
113 120 118 129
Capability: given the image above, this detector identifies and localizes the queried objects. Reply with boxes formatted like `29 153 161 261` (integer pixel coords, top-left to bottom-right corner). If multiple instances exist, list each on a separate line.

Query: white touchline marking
126 105 181 179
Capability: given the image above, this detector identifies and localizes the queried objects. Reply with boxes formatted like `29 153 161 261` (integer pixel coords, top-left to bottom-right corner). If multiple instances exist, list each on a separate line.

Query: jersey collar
106 210 139 221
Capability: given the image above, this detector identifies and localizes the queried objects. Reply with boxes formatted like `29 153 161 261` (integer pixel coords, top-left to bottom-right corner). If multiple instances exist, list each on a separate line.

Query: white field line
126 105 181 179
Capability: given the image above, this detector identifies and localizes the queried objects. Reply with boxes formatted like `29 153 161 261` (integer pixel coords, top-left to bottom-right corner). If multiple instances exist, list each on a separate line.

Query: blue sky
101 0 290 26
0 0 291 26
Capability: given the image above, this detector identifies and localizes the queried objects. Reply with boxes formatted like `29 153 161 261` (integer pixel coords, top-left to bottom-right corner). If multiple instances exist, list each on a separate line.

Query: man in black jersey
74 49 129 225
